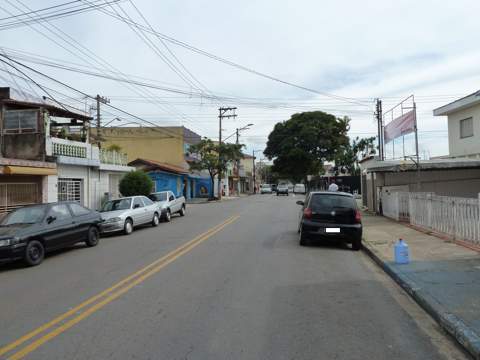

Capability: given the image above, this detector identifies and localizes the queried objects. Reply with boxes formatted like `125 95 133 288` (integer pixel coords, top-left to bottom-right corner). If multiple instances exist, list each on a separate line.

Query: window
58 179 82 203
48 205 72 221
310 194 355 212
133 197 144 208
101 198 131 212
460 117 473 139
3 110 39 134
149 192 167 202
69 203 91 216
1 205 46 225
142 197 154 206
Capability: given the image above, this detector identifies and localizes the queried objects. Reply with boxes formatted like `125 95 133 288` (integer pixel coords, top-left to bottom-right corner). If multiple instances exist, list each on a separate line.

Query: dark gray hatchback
0 202 102 267
296 191 362 250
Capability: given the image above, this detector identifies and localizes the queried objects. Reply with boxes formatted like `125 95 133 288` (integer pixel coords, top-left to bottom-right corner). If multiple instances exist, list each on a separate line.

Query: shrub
119 171 153 197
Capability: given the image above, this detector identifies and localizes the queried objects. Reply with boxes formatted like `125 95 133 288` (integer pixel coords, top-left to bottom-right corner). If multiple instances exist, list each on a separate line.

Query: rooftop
0 87 92 121
363 157 480 173
433 90 480 116
128 158 188 174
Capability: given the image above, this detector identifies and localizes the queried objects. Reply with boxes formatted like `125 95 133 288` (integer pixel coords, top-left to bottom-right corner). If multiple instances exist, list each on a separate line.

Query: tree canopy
119 170 153 197
335 136 376 175
189 139 244 198
264 111 350 182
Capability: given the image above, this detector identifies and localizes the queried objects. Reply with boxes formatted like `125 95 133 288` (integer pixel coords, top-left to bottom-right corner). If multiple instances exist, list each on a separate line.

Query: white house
433 90 480 158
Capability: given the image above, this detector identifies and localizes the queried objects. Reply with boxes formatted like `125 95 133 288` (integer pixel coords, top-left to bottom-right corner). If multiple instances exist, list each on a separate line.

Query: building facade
434 90 480 158
0 87 133 212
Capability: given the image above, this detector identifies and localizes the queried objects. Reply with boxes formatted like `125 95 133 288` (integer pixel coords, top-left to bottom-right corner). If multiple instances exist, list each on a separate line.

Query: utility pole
252 149 256 194
375 99 383 160
95 94 110 147
217 107 237 199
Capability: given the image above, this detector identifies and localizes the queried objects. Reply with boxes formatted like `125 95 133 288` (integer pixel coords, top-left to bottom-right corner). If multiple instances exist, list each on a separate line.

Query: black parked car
0 202 102 266
296 191 362 250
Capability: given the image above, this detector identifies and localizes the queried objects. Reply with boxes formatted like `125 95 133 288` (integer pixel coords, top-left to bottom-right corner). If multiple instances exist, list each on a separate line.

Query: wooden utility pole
217 107 237 199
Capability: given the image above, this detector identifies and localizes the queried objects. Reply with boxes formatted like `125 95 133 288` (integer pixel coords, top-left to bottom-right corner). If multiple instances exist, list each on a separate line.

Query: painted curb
363 242 480 360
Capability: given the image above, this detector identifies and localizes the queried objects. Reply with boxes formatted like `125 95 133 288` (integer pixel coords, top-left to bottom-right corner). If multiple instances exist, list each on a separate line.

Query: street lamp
102 117 122 127
223 123 254 142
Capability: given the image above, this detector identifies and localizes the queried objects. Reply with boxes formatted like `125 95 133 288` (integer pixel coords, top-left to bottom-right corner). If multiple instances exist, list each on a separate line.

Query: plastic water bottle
394 238 410 264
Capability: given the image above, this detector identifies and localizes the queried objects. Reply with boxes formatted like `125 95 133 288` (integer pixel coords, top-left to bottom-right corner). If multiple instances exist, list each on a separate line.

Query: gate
0 183 39 213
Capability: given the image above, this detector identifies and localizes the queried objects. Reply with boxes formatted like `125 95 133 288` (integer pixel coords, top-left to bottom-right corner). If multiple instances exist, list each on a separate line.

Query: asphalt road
0 195 469 360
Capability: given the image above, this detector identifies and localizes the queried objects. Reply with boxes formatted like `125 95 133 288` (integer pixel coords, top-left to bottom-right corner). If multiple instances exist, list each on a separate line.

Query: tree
264 111 350 183
119 170 153 197
335 136 376 175
188 139 244 199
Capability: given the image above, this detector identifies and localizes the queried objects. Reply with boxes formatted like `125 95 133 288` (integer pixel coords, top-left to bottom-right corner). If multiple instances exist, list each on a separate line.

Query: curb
363 242 480 360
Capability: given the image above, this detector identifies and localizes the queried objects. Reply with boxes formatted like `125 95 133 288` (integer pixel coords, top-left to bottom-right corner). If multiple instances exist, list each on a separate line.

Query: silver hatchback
99 196 160 235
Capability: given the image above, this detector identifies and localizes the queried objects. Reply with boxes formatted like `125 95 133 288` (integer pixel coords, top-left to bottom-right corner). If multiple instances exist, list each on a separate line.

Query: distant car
100 196 160 235
296 191 362 250
293 184 306 194
0 202 102 266
260 184 272 194
148 191 186 222
276 184 289 196
271 184 278 192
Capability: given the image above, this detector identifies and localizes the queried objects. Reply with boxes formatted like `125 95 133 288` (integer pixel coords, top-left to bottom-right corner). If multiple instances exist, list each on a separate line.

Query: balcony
100 149 128 166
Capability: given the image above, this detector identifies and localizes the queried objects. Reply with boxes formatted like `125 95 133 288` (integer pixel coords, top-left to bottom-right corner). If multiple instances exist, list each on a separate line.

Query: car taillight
303 208 312 219
355 209 362 223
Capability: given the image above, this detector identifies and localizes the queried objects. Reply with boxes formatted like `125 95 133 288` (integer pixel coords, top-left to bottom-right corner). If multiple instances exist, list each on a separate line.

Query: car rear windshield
101 198 132 212
310 194 355 212
0 206 46 225
149 193 167 202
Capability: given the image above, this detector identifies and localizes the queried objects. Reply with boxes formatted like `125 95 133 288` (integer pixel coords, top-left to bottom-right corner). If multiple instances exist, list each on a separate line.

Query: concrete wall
99 127 187 168
42 175 58 203
448 104 480 156
382 168 480 198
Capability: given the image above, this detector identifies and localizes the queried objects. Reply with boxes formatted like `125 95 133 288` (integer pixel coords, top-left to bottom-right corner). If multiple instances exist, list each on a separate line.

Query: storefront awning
3 166 57 175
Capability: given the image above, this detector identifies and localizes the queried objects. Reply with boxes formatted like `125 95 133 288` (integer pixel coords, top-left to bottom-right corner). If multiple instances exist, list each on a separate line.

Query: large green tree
119 170 153 197
264 111 350 183
189 139 244 199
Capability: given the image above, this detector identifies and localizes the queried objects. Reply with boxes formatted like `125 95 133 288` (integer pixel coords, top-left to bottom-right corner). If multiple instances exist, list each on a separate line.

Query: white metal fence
382 191 480 246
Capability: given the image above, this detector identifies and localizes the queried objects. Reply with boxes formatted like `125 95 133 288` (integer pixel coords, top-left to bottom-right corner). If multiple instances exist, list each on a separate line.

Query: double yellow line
0 215 240 360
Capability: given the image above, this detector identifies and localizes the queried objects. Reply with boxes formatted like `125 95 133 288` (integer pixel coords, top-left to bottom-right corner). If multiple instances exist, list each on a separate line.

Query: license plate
325 228 340 233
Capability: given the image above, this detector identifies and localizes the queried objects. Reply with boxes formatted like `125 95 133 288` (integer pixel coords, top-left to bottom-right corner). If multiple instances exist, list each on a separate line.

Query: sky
1 0 480 160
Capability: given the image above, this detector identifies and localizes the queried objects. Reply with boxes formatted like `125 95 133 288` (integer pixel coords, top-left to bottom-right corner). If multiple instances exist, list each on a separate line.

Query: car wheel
85 226 100 247
124 219 133 235
179 205 186 216
152 213 160 227
165 209 171 222
299 228 308 246
352 238 362 251
24 240 45 266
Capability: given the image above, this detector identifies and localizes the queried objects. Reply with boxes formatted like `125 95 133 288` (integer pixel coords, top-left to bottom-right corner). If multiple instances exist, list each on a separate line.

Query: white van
293 184 306 194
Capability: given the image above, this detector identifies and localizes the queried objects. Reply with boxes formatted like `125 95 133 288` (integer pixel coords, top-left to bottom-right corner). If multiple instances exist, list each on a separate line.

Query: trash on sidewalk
394 238 409 264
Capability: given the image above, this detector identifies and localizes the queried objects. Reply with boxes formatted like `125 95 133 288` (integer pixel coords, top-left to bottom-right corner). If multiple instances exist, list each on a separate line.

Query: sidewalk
362 212 480 359
186 194 250 204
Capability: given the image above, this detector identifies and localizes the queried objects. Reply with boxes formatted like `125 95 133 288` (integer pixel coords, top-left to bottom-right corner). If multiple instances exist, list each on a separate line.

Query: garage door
0 183 39 213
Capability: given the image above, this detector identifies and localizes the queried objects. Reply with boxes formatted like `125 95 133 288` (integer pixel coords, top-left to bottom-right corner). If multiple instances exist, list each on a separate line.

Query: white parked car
293 184 306 194
260 184 272 194
148 191 186 222
100 196 160 235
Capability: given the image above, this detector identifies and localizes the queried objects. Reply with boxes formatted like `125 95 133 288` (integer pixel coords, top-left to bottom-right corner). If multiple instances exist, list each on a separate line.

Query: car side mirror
296 201 304 206
134 204 140 209
46 216 56 224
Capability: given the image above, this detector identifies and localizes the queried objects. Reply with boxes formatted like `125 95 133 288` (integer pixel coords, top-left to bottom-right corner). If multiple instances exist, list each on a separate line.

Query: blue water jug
394 238 410 264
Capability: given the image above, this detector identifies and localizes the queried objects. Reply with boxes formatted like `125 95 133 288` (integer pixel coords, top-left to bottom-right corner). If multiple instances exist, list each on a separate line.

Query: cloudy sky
1 0 480 159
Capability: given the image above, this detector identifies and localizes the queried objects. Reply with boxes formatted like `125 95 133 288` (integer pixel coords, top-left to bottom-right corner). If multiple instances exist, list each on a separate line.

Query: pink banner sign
384 110 415 143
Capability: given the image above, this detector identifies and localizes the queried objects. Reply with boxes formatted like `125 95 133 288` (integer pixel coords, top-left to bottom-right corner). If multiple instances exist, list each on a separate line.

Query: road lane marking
1 215 239 360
